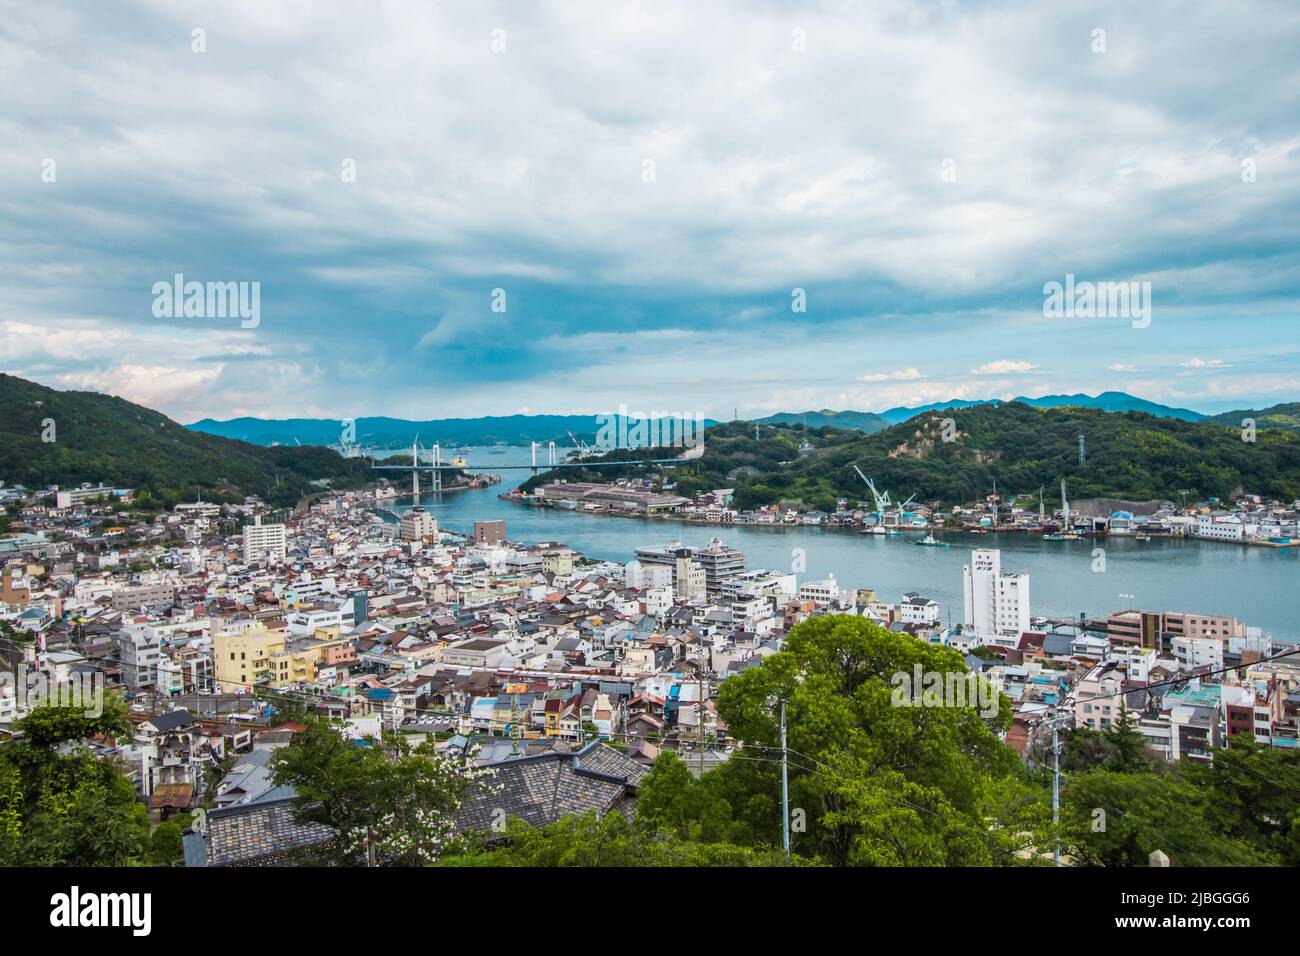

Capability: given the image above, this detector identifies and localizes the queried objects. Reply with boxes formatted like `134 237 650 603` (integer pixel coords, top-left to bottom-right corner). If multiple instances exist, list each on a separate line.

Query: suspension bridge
369 437 704 495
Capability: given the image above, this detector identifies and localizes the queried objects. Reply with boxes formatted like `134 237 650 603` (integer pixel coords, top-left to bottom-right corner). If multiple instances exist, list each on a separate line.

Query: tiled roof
456 741 648 834
202 798 335 866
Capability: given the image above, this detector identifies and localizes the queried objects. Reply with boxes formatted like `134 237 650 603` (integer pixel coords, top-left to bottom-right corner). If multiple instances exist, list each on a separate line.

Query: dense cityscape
1 472 1295 870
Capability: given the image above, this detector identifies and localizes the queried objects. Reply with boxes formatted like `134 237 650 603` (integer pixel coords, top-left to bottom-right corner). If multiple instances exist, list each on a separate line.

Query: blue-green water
390 446 1299 642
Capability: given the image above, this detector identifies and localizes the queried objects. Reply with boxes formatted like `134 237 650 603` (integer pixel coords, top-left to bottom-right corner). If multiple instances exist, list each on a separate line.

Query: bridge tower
411 437 419 497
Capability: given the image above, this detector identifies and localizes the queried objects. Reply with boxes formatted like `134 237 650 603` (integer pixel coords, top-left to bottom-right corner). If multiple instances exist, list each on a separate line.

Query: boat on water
862 526 887 536
487 447 508 455
885 529 903 537
913 534 950 548
1135 533 1152 541
1043 532 1080 541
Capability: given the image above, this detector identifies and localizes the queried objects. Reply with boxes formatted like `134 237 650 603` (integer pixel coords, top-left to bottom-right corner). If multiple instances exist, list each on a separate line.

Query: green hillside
529 403 1300 511
1203 403 1300 432
0 374 374 508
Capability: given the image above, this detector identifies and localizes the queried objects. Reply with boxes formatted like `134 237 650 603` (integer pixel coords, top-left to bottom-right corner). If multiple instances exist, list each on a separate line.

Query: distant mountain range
759 392 1208 434
753 409 892 433
187 414 720 448
188 393 1286 450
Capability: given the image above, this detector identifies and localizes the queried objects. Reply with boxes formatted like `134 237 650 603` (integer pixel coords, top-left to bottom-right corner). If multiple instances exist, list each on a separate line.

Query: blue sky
2 0 1299 422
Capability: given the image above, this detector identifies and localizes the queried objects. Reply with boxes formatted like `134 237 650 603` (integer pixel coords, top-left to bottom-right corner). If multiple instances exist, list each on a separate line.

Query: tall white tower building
242 515 287 564
962 548 1030 646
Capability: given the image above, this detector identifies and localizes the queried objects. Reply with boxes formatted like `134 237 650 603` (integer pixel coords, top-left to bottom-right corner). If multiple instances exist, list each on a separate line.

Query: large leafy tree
711 615 1040 865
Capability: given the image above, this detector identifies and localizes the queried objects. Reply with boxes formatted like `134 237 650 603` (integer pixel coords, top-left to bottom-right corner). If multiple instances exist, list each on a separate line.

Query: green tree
1060 770 1271 867
439 811 795 867
1102 706 1157 773
270 718 492 865
0 694 149 866
714 615 1027 865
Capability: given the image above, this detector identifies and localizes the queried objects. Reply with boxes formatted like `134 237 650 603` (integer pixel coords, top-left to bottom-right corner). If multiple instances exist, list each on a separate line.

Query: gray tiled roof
201 798 335 866
456 741 648 834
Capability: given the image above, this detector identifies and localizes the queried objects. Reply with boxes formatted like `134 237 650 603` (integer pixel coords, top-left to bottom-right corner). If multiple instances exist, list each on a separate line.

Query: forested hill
534 403 1300 510
1202 403 1300 432
0 374 374 508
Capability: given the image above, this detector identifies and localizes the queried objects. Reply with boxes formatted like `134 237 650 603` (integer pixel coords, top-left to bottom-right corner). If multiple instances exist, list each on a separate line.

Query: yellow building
214 627 285 693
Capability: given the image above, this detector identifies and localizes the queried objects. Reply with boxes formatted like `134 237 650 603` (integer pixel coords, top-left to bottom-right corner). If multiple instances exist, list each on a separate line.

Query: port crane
852 465 892 515
851 466 921 528
565 430 594 461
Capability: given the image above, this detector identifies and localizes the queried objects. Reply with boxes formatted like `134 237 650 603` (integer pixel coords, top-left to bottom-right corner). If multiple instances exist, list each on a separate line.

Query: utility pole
698 665 705 779
780 698 790 863
1051 715 1062 867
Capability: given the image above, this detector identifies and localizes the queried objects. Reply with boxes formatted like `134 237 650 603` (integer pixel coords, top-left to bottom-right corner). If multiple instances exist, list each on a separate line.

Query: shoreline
497 495 1296 549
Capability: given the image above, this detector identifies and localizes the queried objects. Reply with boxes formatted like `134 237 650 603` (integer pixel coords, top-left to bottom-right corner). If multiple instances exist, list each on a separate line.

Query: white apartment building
625 560 674 591
242 516 287 564
1112 646 1158 682
55 485 124 509
399 506 438 542
674 556 707 602
720 569 797 602
285 607 344 637
798 575 840 606
643 586 674 616
898 593 941 626
1172 635 1224 671
118 621 161 690
962 549 1030 646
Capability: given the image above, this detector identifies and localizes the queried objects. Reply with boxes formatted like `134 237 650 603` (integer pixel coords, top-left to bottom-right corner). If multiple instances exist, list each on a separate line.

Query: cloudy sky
2 0 1299 423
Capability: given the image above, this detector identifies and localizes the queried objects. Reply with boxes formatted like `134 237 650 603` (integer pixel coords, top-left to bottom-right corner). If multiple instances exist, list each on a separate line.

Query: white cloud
856 368 925 383
1 2 1297 419
970 360 1038 375
1108 363 1141 373
1180 357 1231 369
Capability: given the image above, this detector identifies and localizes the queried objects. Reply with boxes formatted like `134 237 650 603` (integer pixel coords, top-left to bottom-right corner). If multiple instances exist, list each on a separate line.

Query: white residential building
399 507 438 542
962 549 1030 646
625 560 673 591
898 593 941 626
242 516 287 564
118 621 161 690
798 575 840 606
1172 635 1224 671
